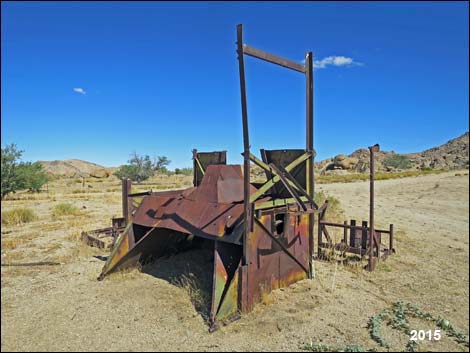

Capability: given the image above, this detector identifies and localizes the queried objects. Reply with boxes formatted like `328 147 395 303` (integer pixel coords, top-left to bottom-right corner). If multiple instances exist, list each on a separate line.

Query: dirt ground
1 171 469 351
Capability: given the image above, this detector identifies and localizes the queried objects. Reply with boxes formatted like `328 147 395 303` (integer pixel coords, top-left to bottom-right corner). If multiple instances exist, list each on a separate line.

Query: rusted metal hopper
98 148 321 331
94 24 394 331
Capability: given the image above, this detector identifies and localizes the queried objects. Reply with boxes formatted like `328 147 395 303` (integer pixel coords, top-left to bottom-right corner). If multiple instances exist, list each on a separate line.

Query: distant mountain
405 132 469 170
39 159 114 178
40 132 469 178
316 132 469 173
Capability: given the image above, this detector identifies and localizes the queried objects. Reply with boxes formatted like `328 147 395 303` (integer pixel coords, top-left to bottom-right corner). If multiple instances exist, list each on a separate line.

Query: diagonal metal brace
194 156 205 176
254 217 309 275
274 164 318 209
248 151 312 203
268 163 307 211
247 152 307 197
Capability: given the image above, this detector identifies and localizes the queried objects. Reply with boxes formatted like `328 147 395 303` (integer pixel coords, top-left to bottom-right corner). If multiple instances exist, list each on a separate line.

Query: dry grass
173 272 210 320
1 208 37 226
1 232 40 250
50 203 80 219
314 191 344 223
1 237 28 250
1 170 468 352
316 169 447 184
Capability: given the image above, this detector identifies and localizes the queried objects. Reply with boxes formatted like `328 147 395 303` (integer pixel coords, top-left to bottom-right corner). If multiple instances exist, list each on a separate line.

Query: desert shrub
1 208 37 226
153 155 171 173
174 167 193 176
51 203 79 219
383 154 412 170
314 191 344 222
114 153 154 183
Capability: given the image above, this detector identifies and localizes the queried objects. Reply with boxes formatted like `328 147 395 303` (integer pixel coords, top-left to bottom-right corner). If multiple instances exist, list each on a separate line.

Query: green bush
314 191 344 222
383 154 412 170
16 162 48 192
1 144 48 199
1 208 37 226
114 153 154 183
175 167 193 176
51 203 79 219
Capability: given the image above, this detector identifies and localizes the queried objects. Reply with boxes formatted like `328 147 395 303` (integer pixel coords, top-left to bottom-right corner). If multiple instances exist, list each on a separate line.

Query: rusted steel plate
187 165 257 204
132 196 244 241
128 165 258 242
211 247 228 321
99 223 135 279
81 231 111 249
243 212 309 311
211 240 242 329
193 150 227 187
261 149 307 199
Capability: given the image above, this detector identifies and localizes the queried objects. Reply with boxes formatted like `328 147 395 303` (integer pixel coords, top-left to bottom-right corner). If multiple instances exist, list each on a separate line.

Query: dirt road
1 172 468 351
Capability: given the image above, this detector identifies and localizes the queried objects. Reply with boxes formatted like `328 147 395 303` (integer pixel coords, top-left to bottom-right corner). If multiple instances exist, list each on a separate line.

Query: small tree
1 144 48 199
153 155 171 173
115 152 154 183
16 162 48 192
383 154 412 170
1 144 23 199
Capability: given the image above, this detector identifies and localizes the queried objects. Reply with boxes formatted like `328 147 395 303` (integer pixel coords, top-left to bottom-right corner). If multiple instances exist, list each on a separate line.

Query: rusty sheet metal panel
193 150 227 187
129 165 258 242
243 211 309 311
132 196 245 241
98 223 135 279
279 213 309 288
261 149 307 198
188 164 257 204
98 225 192 279
210 240 242 330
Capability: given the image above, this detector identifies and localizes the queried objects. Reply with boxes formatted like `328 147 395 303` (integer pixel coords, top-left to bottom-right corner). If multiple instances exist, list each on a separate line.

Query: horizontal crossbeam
243 44 306 73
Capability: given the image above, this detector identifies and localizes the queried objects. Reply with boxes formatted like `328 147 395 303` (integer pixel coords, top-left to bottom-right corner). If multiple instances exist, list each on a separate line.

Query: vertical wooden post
306 51 314 279
350 219 356 247
317 214 322 259
122 178 131 225
192 149 198 187
368 144 379 271
389 223 394 253
237 24 251 268
361 220 368 255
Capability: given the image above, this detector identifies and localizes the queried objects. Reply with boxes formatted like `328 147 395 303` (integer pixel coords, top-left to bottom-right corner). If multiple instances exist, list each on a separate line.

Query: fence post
350 219 356 248
361 220 368 256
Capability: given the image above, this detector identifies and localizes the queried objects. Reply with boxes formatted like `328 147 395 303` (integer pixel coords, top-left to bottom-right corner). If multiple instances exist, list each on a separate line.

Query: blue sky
2 1 468 168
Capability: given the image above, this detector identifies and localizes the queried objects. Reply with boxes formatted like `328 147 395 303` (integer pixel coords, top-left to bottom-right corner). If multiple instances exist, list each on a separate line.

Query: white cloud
313 56 363 69
73 87 86 95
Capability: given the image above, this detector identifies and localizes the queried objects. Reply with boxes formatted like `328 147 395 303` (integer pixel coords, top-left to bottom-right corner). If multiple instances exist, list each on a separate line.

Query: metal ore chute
82 24 395 332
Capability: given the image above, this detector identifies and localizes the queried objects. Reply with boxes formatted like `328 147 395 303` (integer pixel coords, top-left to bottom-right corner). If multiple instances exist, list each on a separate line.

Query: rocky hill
405 132 469 170
317 132 469 174
40 132 468 178
39 159 113 178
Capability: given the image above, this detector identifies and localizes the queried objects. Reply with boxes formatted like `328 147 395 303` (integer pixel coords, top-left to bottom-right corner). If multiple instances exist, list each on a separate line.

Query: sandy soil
1 172 468 351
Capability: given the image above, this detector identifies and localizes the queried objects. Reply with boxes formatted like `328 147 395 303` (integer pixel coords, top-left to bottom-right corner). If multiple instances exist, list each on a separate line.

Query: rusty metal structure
317 145 395 271
84 24 395 331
